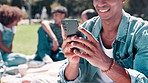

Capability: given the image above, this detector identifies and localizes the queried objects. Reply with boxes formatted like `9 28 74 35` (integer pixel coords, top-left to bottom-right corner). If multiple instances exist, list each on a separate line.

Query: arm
60 25 80 81
69 27 131 83
126 25 148 82
65 60 79 80
0 31 12 53
10 44 12 51
10 34 14 51
41 20 59 51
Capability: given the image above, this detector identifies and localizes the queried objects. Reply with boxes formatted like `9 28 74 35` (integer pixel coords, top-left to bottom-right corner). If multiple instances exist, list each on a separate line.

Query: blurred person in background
0 5 27 67
80 9 98 24
34 6 68 63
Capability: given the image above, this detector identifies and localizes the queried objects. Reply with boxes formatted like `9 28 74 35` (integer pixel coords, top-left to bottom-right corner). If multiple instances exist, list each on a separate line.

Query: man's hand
51 39 59 51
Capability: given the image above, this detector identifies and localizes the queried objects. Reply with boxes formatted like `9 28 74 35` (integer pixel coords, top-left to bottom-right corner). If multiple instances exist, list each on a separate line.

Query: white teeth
99 9 109 12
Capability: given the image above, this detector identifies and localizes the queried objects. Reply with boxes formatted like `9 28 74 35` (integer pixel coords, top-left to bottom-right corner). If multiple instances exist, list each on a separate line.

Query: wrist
99 58 113 70
101 58 115 73
68 61 79 69
69 56 80 64
69 61 79 65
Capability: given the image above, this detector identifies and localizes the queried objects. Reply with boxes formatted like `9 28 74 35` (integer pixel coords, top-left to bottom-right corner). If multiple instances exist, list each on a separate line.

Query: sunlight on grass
13 24 40 55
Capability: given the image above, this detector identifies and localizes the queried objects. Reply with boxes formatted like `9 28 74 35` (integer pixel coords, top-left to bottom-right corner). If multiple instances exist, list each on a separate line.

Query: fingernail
71 42 74 45
71 36 76 40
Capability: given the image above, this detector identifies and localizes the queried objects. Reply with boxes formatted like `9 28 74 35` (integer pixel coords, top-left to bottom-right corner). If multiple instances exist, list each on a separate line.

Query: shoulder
129 16 147 26
83 16 99 24
12 26 16 33
121 11 148 38
49 21 56 26
123 10 148 31
41 20 54 25
128 16 148 47
81 16 100 28
42 20 55 28
128 16 148 35
41 20 50 25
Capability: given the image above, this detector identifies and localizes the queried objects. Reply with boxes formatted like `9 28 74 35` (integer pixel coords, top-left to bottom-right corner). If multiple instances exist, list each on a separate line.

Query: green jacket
59 10 148 83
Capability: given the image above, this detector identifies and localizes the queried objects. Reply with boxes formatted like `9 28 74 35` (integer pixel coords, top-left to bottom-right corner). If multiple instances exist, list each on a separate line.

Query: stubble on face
93 0 124 21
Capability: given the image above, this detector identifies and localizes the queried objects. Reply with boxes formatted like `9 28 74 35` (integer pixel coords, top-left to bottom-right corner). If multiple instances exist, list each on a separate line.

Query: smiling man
59 0 148 83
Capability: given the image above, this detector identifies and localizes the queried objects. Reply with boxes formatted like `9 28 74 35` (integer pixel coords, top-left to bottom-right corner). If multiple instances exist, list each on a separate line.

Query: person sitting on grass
0 5 27 67
34 6 68 63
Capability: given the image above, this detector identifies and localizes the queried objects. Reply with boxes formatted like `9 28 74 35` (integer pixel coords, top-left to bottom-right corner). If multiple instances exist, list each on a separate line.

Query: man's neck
101 13 122 33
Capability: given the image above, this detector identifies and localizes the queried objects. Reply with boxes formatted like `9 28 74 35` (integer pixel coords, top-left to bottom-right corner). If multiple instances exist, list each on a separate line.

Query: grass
12 24 40 55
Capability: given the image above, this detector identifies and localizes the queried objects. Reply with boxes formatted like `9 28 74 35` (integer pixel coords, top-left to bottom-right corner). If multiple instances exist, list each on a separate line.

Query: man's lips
98 9 110 13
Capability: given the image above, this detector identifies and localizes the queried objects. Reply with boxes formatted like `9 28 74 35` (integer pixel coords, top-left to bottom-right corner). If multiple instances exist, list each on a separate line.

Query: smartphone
61 19 82 37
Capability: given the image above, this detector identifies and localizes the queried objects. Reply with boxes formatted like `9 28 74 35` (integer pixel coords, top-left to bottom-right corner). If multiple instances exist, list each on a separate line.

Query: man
34 6 67 63
59 0 148 83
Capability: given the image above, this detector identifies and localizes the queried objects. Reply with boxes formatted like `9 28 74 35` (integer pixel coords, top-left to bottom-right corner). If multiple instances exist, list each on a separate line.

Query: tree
0 0 8 5
11 0 22 8
58 0 94 17
7 0 148 20
32 0 54 18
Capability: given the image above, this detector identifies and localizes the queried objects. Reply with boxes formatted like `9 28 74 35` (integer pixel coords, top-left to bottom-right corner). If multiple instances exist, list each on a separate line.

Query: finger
71 36 96 50
73 49 89 59
64 52 74 58
78 27 98 44
62 35 77 49
64 52 80 63
71 42 94 55
62 36 73 49
61 24 67 39
63 47 77 59
62 42 74 54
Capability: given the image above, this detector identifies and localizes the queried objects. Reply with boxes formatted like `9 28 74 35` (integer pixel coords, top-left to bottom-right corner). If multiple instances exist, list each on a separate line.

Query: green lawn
12 24 40 55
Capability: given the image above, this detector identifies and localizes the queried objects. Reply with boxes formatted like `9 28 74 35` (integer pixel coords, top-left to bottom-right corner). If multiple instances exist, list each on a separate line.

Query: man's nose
95 0 107 7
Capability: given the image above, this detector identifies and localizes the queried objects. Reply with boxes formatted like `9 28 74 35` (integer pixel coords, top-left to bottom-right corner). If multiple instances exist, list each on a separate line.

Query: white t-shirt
97 36 114 83
0 23 16 33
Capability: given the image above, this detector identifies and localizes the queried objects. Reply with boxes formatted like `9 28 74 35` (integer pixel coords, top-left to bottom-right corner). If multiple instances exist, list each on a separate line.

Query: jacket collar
91 17 102 40
116 10 130 43
92 10 130 43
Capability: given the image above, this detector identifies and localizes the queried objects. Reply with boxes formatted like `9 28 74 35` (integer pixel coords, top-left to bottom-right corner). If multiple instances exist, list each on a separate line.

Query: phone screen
61 19 82 37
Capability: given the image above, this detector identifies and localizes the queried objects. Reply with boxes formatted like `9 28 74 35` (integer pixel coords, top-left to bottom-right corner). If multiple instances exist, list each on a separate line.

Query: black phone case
62 19 82 37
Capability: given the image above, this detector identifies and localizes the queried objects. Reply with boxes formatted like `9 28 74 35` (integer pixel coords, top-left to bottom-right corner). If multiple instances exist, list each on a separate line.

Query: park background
0 0 148 55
